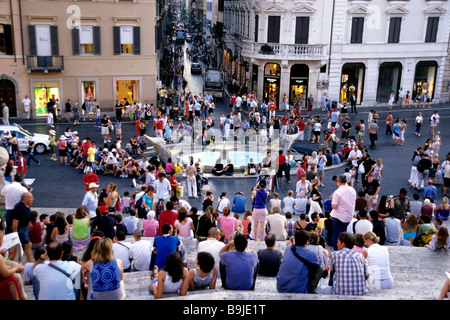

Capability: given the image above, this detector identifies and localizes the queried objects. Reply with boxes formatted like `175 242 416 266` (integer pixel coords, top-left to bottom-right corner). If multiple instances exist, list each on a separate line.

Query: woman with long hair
106 183 120 214
84 236 124 300
196 205 217 241
252 179 268 242
149 251 189 299
50 213 71 243
401 214 418 246
174 207 195 240
72 208 91 250
426 226 450 252
364 231 394 290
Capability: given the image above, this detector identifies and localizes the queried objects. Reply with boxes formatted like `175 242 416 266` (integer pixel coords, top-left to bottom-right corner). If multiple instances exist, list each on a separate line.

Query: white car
0 124 51 154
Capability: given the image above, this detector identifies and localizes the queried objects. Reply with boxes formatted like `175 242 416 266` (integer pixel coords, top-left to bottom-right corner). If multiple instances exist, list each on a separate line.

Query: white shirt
154 178 171 201
217 197 231 213
122 216 140 235
354 219 373 235
113 241 132 270
82 191 98 218
198 238 225 272
282 197 296 214
348 149 362 167
267 214 287 240
33 260 81 300
1 182 28 210
130 239 152 271
294 197 308 214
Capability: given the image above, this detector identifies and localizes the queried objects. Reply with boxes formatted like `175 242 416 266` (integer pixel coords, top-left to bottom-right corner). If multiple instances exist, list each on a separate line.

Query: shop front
116 79 139 104
376 62 402 103
413 61 437 101
263 63 281 106
341 63 365 104
31 80 61 117
289 64 309 107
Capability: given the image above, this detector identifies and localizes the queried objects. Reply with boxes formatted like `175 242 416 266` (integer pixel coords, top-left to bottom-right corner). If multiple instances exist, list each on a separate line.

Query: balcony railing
242 41 327 60
26 56 64 72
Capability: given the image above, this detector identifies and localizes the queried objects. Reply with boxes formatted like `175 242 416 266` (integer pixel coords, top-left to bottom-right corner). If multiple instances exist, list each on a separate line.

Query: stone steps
24 238 450 300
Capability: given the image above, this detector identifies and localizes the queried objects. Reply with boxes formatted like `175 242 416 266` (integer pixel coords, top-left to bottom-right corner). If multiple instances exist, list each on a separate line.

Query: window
388 17 401 43
295 17 309 44
28 24 59 56
425 17 439 43
0 24 13 55
267 16 280 44
113 26 140 55
72 26 100 55
350 17 364 44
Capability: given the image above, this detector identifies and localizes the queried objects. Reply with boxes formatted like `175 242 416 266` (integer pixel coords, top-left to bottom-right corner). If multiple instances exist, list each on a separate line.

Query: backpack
134 195 146 219
417 160 426 173
413 229 437 247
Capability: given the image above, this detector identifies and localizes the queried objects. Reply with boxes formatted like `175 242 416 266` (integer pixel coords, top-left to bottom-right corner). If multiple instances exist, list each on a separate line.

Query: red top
17 157 27 175
82 141 91 156
83 172 99 192
29 221 42 244
277 154 286 166
158 210 178 235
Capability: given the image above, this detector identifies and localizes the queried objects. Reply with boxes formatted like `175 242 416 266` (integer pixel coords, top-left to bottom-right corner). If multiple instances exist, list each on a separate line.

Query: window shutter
72 27 80 55
113 26 120 55
388 17 401 43
50 25 59 56
267 16 280 44
133 26 140 55
425 17 439 43
254 15 259 42
351 17 364 44
295 17 309 44
28 25 37 56
93 26 101 55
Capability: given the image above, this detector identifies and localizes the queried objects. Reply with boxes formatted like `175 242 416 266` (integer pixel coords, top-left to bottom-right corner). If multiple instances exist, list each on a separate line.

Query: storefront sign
80 26 93 44
120 26 133 44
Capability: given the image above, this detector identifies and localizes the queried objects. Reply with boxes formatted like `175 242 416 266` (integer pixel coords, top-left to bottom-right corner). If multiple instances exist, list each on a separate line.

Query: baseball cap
89 182 99 189
99 205 109 213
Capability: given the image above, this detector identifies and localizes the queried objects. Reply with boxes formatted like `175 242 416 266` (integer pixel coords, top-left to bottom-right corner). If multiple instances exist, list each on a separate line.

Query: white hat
49 130 56 136
89 182 99 189
59 135 66 140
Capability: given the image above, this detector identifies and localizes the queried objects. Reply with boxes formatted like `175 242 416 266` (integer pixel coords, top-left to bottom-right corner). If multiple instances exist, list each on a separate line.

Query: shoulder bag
290 245 328 293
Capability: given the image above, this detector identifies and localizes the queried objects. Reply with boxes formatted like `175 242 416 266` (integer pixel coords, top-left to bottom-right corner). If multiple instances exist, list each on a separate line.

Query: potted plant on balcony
259 44 274 54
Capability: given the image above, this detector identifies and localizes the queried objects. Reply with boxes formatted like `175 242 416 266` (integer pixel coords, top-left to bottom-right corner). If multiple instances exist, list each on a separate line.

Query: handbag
290 245 328 293
116 198 123 212
358 163 365 174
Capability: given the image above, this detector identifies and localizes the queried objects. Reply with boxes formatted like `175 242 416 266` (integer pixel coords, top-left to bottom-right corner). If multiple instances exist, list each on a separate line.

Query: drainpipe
328 0 335 76
9 0 16 62
18 0 25 65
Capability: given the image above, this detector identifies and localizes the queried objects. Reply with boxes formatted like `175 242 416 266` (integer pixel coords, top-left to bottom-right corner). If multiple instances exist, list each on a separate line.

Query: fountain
143 128 302 173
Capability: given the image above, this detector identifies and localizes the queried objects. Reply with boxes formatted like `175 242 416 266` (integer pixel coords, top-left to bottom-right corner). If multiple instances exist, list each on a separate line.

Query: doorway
0 79 17 117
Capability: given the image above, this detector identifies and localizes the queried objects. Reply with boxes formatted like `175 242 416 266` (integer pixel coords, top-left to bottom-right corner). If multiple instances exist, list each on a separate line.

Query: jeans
332 218 350 251
27 153 40 166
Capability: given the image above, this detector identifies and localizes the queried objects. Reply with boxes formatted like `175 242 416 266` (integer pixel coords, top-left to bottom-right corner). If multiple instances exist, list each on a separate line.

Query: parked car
0 124 51 154
191 63 202 74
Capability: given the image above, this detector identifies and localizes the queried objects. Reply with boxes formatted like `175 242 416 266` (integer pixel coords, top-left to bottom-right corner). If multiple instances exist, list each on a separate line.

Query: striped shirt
329 248 369 295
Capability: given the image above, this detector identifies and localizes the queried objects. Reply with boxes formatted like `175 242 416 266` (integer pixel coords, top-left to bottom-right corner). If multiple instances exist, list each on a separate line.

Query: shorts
444 177 450 188
252 208 267 222
101 127 109 135
317 169 324 178
313 131 320 136
58 149 67 157
18 226 30 245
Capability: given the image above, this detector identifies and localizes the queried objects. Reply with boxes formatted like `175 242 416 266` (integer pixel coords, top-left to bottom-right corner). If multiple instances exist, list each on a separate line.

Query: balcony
26 56 64 73
242 41 327 61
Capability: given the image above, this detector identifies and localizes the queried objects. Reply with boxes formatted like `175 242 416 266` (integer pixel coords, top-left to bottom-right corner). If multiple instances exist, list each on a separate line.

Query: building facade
222 0 450 108
1 0 158 119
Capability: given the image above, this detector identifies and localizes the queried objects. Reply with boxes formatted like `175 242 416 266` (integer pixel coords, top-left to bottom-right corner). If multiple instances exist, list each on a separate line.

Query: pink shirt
218 216 238 240
330 185 356 223
143 219 159 237
175 218 193 239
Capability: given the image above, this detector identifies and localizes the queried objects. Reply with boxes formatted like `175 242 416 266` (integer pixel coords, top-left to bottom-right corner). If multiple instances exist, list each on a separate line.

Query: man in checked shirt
328 232 369 295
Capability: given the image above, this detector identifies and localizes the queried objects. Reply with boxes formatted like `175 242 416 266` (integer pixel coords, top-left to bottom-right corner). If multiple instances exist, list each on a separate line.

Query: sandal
151 266 159 280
